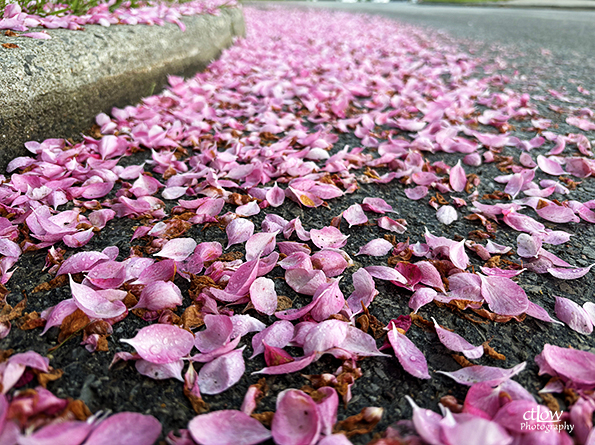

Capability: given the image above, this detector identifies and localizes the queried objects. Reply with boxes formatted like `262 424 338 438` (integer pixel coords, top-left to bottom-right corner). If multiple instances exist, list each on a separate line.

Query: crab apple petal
387 325 431 379
250 277 278 315
272 389 321 445
251 320 295 358
188 410 272 445
310 226 349 249
155 238 197 262
554 296 593 335
479 275 529 316
226 218 255 249
449 160 467 192
135 359 184 381
133 281 183 311
437 362 527 386
84 412 162 445
547 264 594 280
121 324 194 364
432 318 484 359
356 238 393 256
70 276 126 319
197 348 245 395
343 204 368 227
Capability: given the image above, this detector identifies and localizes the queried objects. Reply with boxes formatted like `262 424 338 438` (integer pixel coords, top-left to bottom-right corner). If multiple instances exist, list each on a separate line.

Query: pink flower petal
416 261 446 293
479 275 529 316
516 233 542 258
194 315 233 353
404 186 429 201
536 204 579 223
17 421 94 445
432 317 484 359
135 359 185 381
188 410 272 445
449 160 467 192
387 325 431 379
250 277 278 316
236 201 260 217
84 413 161 445
285 268 327 296
226 218 255 249
342 204 368 227
266 183 285 207
361 197 394 214
346 268 378 313
449 239 469 270
253 353 317 375
121 324 194 364
364 265 407 284
310 226 349 249
356 238 393 256
436 205 458 225
133 281 182 311
57 251 109 275
377 216 407 233
155 238 197 262
409 287 437 313
133 259 176 285
535 344 595 386
197 348 245 395
437 362 527 386
245 231 278 261
271 389 321 445
537 155 567 175
547 264 594 280
87 260 126 289
554 296 593 335
70 275 126 319
250 320 295 358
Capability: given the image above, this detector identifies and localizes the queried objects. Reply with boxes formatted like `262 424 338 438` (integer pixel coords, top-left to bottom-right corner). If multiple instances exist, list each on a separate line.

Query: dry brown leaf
184 389 209 414
17 311 45 330
0 349 13 363
35 367 63 388
276 295 293 312
65 399 92 421
334 408 382 438
0 298 26 323
452 354 474 368
540 392 560 414
2 43 18 49
251 412 274 428
4 30 18 37
181 305 204 330
440 395 463 413
58 309 90 343
483 341 506 360
409 313 433 331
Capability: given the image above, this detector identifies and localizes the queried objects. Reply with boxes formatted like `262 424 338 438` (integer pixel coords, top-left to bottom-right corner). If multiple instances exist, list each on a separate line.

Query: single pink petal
335 326 388 358
226 218 255 249
40 299 78 335
230 314 266 339
548 264 594 279
346 268 378 313
245 231 278 261
87 260 126 289
362 197 394 214
503 173 524 199
310 279 346 322
310 226 349 249
155 238 197 262
437 362 527 386
17 421 94 445
409 287 437 313
449 160 467 192
387 325 431 379
250 277 278 316
253 353 317 375
84 412 161 445
264 343 294 367
535 344 595 386
271 389 321 445
377 216 407 233
416 261 446 293
133 259 176 285
343 204 368 227
251 320 295 358
516 233 542 258
441 416 512 445
133 281 182 311
188 410 272 445
302 319 349 357
479 275 529 316
135 359 184 381
285 268 327 296
121 324 194 364
311 249 349 277
315 387 339 436
537 155 567 175
0 239 21 258
405 396 443 445
21 31 51 39
525 301 562 324
57 251 109 275
88 209 116 229
194 314 233 353
81 182 114 199
449 239 469 271
404 186 429 201
432 317 484 359
554 296 593 335
584 302 595 326
197 348 245 395
236 201 260 217
225 257 260 296
356 238 393 256
436 206 458 225
536 204 579 223
485 240 511 255
364 265 407 284
70 276 126 319
266 183 285 207
162 186 188 200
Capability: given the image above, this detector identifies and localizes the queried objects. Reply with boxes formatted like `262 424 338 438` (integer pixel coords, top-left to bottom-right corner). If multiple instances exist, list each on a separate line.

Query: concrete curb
0 7 245 168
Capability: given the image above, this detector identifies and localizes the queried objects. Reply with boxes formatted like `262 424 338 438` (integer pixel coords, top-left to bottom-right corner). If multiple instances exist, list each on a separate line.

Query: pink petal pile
0 5 594 444
0 0 237 38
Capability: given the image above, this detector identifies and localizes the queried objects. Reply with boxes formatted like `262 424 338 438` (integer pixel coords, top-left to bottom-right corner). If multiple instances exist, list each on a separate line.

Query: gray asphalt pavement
269 2 595 59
